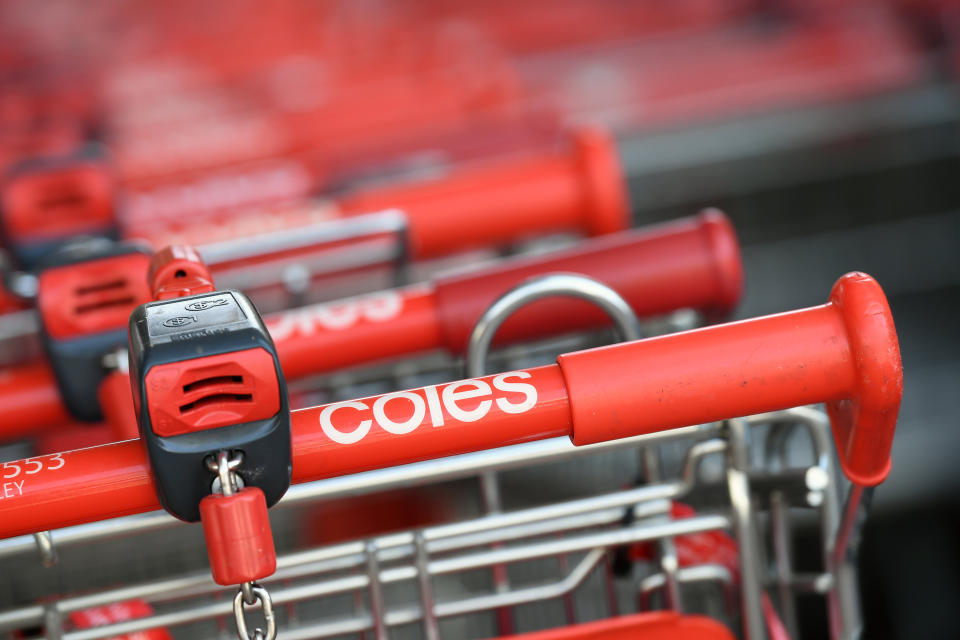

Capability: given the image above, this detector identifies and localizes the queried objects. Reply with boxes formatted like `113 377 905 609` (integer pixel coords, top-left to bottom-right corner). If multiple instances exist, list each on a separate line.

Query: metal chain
233 584 276 640
207 450 243 496
207 451 278 640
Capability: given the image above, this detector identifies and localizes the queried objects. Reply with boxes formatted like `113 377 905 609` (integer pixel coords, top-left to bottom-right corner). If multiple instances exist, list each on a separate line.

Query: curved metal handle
465 273 643 378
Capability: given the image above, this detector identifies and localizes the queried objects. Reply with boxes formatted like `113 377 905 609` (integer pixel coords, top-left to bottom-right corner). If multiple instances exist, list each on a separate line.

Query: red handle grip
431 208 740 353
558 271 901 486
338 128 629 258
0 210 738 436
0 273 900 538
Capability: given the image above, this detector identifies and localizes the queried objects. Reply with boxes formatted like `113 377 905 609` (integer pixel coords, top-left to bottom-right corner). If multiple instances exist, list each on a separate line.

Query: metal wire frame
464 272 646 636
0 406 864 640
0 437 729 639
201 208 412 296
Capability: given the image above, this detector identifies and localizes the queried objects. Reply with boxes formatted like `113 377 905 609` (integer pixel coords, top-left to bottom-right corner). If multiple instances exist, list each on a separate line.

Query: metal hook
233 584 276 640
465 273 643 379
33 531 57 567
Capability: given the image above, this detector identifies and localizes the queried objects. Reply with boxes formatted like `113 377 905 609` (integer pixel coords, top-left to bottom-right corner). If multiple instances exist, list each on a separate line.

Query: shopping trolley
0 267 900 640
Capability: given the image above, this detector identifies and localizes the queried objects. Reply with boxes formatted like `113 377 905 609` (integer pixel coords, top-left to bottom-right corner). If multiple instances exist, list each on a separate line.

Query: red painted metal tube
338 128 629 258
0 273 900 538
268 286 443 380
0 209 740 434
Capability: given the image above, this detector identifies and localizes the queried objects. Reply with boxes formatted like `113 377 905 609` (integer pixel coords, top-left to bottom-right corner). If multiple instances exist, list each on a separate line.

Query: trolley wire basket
0 408 862 640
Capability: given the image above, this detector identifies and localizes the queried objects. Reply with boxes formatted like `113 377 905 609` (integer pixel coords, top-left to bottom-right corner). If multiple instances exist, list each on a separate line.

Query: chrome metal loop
466 273 643 378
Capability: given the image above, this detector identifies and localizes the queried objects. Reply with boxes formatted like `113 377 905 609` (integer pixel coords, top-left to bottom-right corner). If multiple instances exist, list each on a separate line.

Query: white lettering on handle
319 401 372 445
318 371 539 445
267 291 404 340
0 480 25 499
493 371 538 414
442 380 492 423
423 385 445 427
373 392 426 435
0 453 66 499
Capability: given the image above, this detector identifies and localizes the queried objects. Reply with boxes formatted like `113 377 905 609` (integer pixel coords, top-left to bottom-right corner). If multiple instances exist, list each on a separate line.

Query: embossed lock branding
146 292 248 344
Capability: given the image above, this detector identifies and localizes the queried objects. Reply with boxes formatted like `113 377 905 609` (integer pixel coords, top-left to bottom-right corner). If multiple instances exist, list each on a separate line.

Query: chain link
207 450 243 496
233 584 276 640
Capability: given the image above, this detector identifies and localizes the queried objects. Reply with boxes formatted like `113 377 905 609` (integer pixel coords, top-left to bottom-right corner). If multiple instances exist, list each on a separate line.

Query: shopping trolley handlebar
0 210 741 436
337 127 629 258
558 271 902 486
270 209 741 377
127 127 629 262
0 272 900 539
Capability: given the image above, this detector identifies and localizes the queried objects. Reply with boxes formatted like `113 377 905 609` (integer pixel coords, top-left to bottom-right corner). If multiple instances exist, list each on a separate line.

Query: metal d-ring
465 273 643 378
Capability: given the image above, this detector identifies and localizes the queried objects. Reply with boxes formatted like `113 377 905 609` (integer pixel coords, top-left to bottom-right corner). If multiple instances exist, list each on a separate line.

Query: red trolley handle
0 272 900 539
0 210 742 437
132 127 629 262
336 127 629 259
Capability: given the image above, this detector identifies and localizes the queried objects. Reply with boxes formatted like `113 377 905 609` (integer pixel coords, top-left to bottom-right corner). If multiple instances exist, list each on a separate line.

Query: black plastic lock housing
128 289 291 522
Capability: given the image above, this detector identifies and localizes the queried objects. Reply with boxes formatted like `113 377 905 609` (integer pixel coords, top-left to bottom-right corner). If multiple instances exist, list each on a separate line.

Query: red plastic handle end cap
572 127 631 237
697 208 744 313
826 272 903 486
